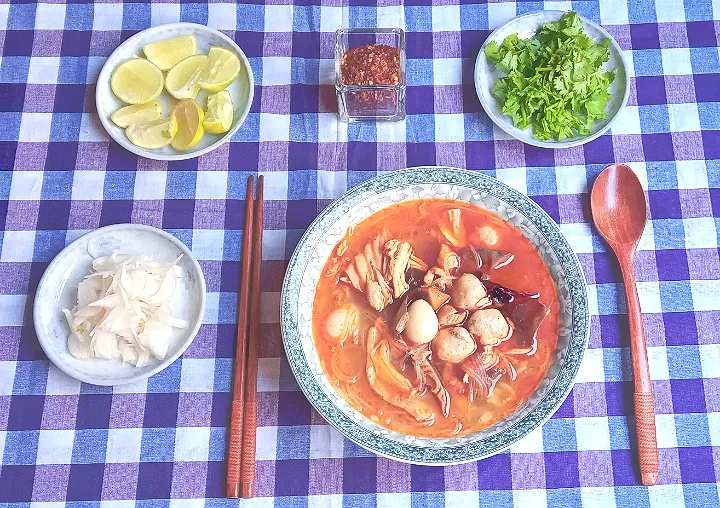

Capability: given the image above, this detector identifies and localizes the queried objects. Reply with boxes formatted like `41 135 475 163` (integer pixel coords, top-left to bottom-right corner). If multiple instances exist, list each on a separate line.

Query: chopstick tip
227 483 241 498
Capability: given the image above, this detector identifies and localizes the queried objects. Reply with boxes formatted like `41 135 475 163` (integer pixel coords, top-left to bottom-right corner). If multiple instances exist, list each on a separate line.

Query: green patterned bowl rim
281 167 589 465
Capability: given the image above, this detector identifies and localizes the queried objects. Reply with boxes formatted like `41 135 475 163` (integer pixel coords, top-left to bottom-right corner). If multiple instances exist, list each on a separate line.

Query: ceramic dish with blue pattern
281 168 589 464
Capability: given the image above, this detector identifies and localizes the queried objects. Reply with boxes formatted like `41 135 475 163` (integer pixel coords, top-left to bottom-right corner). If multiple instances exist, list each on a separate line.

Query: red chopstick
226 176 255 498
241 175 263 498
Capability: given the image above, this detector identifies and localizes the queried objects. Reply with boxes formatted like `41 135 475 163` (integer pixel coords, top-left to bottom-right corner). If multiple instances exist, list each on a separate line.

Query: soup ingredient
62 253 188 367
199 46 241 92
110 58 164 104
343 231 386 290
403 299 438 344
477 226 498 246
165 54 208 99
384 240 413 298
437 305 468 328
434 327 477 363
366 327 434 423
143 34 198 71
326 308 349 339
366 267 393 311
126 116 178 149
203 90 234 134
111 101 162 128
484 11 616 141
438 243 461 274
450 273 490 310
467 309 511 346
418 356 451 417
483 282 549 355
171 99 205 151
342 231 416 311
325 306 359 344
421 286 451 311
462 347 516 399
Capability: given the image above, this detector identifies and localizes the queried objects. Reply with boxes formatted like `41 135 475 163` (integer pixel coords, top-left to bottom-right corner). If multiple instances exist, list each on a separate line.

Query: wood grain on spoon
591 163 658 486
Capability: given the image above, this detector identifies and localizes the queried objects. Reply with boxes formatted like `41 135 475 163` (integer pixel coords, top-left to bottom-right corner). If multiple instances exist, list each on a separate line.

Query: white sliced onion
68 332 91 359
62 253 187 366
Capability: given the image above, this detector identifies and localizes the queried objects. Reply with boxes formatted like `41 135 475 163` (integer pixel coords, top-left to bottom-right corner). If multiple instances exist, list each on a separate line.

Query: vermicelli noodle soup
312 199 559 437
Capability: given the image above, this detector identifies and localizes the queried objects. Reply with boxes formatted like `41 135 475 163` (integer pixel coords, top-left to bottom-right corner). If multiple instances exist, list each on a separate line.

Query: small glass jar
335 28 406 122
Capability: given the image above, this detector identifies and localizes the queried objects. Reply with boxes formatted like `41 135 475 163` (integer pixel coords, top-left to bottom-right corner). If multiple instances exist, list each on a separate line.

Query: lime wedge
198 46 241 92
203 90 233 134
165 54 208 100
143 35 197 71
171 99 205 151
111 58 164 104
111 100 162 128
126 116 178 149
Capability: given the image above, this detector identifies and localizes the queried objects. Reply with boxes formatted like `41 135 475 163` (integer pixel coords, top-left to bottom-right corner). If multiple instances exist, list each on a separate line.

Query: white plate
474 11 630 149
96 23 255 161
34 224 207 386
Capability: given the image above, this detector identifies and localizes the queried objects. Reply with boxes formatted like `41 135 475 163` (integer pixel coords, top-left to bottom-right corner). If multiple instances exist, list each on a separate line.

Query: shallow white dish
475 11 629 149
34 224 206 386
96 23 255 161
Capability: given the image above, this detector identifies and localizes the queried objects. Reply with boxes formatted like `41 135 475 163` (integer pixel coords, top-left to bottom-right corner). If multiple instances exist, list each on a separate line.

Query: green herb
484 11 616 141
76 325 85 334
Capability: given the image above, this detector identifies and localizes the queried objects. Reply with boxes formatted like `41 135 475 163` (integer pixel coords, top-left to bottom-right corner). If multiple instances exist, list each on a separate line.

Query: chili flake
340 44 401 86
339 43 402 117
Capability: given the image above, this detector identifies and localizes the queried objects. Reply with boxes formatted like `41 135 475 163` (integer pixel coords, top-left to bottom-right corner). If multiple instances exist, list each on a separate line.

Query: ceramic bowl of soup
281 167 589 464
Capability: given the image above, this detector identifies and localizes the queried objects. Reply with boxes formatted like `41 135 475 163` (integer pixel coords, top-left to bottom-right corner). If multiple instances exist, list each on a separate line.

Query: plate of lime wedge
96 23 255 161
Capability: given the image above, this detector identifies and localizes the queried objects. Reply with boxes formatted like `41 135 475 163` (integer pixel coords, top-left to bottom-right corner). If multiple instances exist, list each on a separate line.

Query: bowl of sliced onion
34 224 206 386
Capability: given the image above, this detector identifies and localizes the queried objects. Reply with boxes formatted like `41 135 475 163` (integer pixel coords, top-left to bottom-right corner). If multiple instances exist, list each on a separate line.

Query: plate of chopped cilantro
475 11 629 148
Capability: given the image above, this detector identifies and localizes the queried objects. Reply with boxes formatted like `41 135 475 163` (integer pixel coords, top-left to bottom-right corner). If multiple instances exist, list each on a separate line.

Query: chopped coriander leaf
484 11 616 141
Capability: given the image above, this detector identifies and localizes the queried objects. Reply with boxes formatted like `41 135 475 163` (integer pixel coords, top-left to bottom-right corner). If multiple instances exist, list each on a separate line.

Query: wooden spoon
591 163 658 486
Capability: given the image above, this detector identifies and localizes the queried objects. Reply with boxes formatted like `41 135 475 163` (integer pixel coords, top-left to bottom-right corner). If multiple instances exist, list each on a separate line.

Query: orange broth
312 198 559 437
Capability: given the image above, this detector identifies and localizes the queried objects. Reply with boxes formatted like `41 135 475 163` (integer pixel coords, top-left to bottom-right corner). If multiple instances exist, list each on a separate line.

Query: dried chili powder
340 44 401 114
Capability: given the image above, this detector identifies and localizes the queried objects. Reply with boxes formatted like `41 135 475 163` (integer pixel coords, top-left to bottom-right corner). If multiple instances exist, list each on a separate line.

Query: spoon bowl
591 163 648 249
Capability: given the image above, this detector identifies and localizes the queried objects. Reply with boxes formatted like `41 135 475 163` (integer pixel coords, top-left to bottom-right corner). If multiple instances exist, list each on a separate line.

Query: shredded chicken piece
366 265 393 311
437 305 468 328
448 209 461 234
423 266 454 291
420 358 451 418
438 243 460 274
342 230 389 292
383 240 413 299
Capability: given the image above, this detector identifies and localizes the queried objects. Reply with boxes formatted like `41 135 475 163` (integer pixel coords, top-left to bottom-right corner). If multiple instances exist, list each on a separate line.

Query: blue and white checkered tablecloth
1 0 720 506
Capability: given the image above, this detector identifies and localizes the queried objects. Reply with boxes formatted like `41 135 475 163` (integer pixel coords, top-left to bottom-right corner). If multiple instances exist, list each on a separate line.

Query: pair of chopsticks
226 175 264 499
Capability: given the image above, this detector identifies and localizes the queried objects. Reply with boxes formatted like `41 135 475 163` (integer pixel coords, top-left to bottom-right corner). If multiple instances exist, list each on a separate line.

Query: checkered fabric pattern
0 0 719 505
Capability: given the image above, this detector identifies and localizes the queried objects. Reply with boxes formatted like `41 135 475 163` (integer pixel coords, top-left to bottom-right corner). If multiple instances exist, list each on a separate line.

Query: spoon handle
620 254 659 486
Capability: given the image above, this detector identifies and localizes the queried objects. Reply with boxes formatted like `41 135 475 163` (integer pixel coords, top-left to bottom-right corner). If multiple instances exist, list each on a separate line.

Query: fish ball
434 327 477 363
450 273 487 310
467 308 510 346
